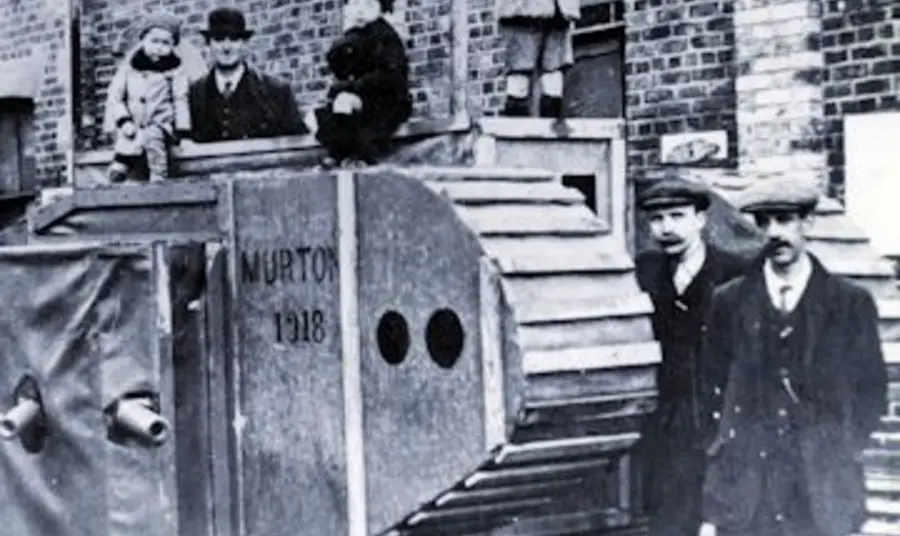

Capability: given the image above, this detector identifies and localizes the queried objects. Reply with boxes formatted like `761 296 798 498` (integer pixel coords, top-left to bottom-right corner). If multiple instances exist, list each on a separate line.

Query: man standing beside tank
189 7 307 142
634 176 745 536
698 178 887 536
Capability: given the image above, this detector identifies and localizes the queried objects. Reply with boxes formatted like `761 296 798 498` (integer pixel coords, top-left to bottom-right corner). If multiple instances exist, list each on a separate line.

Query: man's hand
332 92 363 115
120 121 137 139
699 522 716 536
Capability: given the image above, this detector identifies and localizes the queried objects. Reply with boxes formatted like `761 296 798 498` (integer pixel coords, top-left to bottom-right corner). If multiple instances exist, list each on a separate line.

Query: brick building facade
0 0 896 199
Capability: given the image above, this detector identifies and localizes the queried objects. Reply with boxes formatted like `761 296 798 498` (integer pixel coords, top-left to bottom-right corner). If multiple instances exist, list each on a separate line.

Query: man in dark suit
634 177 746 536
699 177 887 536
189 8 307 142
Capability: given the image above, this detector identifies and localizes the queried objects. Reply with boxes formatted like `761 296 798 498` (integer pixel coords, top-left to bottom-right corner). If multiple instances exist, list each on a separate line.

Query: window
564 0 625 118
0 98 36 195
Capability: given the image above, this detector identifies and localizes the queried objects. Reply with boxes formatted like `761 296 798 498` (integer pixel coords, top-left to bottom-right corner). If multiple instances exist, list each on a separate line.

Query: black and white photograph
0 0 895 535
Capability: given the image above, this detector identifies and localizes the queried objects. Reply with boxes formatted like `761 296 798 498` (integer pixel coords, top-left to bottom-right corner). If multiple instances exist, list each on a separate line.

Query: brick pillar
734 0 827 188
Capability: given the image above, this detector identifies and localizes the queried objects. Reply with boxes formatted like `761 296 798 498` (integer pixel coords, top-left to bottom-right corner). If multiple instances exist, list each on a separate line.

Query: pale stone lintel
736 71 796 92
523 341 662 375
753 86 822 107
478 117 626 141
742 17 820 39
749 51 824 74
734 2 813 26
736 103 821 123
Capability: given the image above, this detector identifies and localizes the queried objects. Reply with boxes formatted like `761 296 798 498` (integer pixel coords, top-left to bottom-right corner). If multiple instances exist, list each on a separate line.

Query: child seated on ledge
103 11 191 183
305 0 412 168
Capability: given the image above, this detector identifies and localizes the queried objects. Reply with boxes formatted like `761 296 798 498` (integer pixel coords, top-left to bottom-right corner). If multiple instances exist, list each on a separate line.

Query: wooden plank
464 459 610 489
397 165 557 182
481 257 507 451
434 480 581 509
513 292 652 325
491 246 633 276
426 180 584 204
203 245 236 536
489 508 632 536
479 118 625 141
495 433 640 465
408 497 554 527
525 368 657 403
524 342 661 375
456 204 608 236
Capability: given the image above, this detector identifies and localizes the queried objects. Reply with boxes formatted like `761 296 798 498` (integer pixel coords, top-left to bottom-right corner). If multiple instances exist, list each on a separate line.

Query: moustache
765 240 792 253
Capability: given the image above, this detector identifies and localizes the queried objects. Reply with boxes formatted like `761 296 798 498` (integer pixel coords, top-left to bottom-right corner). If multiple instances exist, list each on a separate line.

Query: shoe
501 96 530 117
108 161 129 183
539 95 563 119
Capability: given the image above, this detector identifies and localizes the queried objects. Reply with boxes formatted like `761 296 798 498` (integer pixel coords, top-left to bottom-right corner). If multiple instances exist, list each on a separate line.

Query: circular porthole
425 309 465 369
377 310 410 365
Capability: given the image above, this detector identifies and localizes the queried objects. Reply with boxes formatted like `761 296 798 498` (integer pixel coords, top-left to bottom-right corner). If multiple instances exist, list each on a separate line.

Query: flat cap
637 177 711 211
737 177 820 214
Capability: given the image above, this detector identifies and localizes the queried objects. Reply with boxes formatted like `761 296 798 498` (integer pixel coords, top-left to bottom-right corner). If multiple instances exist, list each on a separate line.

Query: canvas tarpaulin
0 244 173 536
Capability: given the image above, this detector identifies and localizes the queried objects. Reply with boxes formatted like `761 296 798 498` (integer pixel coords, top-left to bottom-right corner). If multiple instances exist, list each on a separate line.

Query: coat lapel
799 256 835 371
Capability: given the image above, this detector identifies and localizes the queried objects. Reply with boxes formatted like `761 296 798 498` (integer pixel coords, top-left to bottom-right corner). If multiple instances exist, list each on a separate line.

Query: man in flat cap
634 175 745 536
698 177 886 536
189 7 307 142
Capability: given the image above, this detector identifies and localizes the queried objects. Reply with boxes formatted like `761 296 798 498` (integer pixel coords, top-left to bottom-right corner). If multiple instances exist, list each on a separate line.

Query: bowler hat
200 8 254 40
638 177 711 211
737 177 819 214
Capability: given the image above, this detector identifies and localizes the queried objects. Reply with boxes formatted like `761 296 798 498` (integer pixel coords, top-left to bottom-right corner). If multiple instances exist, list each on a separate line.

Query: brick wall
822 2 899 200
78 0 459 150
623 0 738 173
0 0 69 187
734 1 826 188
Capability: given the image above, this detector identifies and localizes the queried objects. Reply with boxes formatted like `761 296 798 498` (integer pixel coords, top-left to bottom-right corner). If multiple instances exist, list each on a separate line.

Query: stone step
816 256 896 278
806 215 870 243
868 496 900 517
406 166 557 183
426 181 584 205
523 342 661 375
808 240 885 264
487 244 634 276
879 300 900 342
866 472 900 495
858 518 900 535
456 204 607 237
512 293 653 325
517 314 655 352
502 272 645 306
480 236 628 271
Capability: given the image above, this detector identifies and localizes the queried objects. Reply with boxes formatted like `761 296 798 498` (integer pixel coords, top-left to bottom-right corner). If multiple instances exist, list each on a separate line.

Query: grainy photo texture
0 0 894 535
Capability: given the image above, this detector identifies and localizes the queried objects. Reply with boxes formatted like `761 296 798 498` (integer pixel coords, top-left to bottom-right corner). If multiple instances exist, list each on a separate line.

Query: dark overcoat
315 18 412 162
634 246 745 532
188 66 307 142
702 254 887 536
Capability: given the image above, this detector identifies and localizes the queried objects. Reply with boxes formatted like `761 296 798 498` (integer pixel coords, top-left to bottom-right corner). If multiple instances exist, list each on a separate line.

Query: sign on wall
660 130 728 165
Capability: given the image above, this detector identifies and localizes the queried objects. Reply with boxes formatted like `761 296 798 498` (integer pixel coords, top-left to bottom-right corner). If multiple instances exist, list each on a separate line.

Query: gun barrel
0 399 41 440
114 399 170 445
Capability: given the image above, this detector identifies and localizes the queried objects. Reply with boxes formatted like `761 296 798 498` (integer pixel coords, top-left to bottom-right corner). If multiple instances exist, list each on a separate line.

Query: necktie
779 284 792 313
222 81 233 99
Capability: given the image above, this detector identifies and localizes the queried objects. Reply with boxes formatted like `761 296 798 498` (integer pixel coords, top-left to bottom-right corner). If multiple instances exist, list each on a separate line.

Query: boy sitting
308 0 412 167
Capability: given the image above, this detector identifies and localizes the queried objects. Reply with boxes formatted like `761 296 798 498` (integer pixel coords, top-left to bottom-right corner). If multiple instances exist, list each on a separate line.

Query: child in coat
307 0 412 167
103 11 191 183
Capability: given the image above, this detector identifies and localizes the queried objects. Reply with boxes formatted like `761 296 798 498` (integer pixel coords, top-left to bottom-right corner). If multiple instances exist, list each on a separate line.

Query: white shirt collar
672 239 706 294
763 252 813 312
214 63 246 95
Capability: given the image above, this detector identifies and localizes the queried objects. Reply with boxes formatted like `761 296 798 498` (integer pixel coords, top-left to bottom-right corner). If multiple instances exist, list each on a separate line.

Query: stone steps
381 166 660 535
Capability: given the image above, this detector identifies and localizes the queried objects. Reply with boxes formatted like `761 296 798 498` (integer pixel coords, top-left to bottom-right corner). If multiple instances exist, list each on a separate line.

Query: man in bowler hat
699 177 886 536
634 175 745 536
189 8 307 142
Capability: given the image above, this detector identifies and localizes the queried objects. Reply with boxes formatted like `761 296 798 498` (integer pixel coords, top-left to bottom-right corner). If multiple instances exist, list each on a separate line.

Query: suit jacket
636 245 745 437
497 0 581 21
701 254 887 536
189 66 307 142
